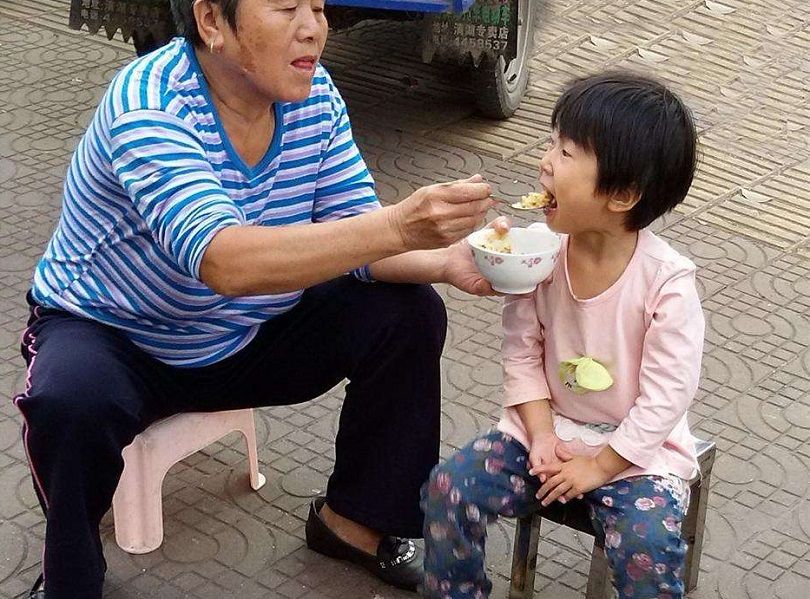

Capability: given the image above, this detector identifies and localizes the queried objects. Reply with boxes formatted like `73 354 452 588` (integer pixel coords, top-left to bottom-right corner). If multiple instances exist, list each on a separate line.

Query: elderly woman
18 1 497 597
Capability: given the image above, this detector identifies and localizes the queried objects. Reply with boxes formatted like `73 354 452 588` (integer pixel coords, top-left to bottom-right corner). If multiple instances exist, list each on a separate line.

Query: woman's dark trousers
15 277 447 598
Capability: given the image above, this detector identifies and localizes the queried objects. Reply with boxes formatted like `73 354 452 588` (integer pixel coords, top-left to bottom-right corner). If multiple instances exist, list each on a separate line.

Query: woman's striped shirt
31 39 380 367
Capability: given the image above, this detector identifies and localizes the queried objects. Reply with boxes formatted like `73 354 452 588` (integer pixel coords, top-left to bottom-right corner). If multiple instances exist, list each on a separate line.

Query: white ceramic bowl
467 225 561 294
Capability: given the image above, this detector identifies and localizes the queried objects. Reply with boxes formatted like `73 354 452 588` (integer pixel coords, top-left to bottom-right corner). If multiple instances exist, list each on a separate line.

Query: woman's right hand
388 174 496 251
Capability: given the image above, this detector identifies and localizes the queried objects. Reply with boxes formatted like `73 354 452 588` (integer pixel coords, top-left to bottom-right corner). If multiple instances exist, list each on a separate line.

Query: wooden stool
509 439 716 598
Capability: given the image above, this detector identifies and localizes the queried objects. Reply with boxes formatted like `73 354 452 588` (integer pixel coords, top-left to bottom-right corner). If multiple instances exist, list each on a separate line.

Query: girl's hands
532 446 610 506
527 431 560 483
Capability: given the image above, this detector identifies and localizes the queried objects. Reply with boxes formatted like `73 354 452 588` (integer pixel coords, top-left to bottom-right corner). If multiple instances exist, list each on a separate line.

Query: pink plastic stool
112 409 266 554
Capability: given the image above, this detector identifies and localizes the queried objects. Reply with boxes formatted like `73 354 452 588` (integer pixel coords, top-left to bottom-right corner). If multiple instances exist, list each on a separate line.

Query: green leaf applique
559 357 613 394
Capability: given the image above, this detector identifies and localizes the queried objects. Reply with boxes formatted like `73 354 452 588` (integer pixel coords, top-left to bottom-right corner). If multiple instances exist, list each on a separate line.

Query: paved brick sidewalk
0 1 808 598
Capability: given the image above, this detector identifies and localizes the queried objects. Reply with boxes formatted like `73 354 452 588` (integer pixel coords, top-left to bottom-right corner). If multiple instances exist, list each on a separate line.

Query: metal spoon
492 197 546 211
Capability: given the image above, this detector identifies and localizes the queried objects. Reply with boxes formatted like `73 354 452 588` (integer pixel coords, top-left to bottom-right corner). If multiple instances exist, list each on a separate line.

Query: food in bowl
468 227 562 294
511 191 552 210
478 230 514 254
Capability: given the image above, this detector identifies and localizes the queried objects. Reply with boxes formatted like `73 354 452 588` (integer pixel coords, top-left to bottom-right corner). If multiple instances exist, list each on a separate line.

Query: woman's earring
209 39 215 53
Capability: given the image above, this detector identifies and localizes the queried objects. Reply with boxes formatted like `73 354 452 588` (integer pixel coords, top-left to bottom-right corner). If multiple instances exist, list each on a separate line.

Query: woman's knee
19 385 144 474
373 283 447 338
21 349 141 434
23 385 112 432
407 284 448 330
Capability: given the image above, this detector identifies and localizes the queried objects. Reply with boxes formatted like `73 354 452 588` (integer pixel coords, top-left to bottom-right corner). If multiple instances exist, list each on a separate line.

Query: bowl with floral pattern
467 225 561 294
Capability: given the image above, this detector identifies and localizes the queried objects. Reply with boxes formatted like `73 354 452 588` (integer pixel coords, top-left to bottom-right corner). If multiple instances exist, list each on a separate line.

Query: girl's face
219 0 328 103
538 131 612 235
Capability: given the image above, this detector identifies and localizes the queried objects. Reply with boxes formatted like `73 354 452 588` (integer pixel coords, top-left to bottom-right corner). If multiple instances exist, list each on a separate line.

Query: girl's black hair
552 71 698 230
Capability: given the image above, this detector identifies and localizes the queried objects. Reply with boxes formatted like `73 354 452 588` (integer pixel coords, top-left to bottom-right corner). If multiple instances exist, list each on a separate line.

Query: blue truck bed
326 0 476 13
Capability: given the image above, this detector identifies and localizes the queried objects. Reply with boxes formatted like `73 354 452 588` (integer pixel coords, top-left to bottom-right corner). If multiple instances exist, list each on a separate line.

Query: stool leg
585 539 611 599
509 513 542 599
237 410 266 491
684 449 715 591
112 439 166 554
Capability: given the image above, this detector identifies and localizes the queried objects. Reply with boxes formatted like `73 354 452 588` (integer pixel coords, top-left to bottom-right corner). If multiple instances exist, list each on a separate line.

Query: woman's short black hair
170 0 240 47
551 71 698 230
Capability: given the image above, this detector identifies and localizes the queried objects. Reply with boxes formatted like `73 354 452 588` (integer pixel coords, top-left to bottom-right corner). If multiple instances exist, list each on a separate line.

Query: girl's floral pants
421 431 690 599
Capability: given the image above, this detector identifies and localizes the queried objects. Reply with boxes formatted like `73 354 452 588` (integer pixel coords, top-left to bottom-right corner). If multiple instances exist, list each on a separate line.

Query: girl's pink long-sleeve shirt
497 229 705 482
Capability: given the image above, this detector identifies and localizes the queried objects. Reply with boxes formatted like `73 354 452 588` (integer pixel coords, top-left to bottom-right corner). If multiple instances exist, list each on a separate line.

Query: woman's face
220 0 328 103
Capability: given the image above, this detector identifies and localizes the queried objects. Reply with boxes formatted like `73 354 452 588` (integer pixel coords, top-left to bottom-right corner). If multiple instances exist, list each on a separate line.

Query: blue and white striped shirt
32 39 380 367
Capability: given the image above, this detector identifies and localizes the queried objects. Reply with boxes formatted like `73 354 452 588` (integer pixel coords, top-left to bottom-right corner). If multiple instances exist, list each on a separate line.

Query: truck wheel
472 0 538 119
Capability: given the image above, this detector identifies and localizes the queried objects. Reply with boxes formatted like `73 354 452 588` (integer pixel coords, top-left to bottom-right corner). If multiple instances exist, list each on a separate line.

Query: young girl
421 72 704 599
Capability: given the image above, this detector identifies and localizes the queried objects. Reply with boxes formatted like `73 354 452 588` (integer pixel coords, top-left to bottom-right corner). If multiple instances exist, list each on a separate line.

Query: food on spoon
478 229 513 254
511 191 552 210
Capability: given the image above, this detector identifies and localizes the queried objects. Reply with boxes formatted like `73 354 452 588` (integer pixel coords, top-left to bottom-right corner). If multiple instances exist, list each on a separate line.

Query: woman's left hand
442 217 510 296
442 241 495 296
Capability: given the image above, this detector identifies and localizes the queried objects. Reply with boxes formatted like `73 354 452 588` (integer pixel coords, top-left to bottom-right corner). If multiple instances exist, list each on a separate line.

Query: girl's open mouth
542 191 558 215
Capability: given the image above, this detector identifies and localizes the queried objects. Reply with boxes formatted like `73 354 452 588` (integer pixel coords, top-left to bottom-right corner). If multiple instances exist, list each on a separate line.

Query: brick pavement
0 1 808 598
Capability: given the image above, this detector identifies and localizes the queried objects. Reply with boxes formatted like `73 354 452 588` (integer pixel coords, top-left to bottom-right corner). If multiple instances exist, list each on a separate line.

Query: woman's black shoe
305 497 423 592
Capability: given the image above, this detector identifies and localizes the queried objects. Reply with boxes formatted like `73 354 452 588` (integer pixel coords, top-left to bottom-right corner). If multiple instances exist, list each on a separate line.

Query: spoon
492 194 550 211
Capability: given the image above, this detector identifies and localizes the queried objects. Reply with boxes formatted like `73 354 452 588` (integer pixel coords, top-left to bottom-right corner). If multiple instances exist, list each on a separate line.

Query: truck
325 0 538 118
68 0 537 118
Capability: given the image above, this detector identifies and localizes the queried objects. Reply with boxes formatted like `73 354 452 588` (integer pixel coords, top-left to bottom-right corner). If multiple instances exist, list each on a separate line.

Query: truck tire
472 0 538 119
